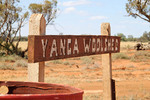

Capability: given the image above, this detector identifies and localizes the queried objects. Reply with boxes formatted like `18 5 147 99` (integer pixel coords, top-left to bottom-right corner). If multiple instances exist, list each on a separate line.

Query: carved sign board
28 35 120 63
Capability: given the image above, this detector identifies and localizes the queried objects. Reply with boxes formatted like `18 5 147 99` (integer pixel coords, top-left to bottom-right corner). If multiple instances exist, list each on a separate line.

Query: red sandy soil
0 50 150 99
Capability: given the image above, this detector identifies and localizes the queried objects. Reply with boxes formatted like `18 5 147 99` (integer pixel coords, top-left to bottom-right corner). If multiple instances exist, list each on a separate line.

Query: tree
0 0 29 57
28 0 57 25
126 0 150 23
127 35 135 41
138 31 150 42
117 33 127 41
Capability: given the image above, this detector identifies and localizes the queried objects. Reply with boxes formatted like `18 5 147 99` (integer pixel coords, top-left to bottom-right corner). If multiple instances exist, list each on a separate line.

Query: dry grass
0 63 16 70
14 41 28 50
2 41 150 100
130 51 150 62
83 93 102 100
112 53 129 60
120 42 148 51
120 42 137 49
13 59 28 67
0 54 21 62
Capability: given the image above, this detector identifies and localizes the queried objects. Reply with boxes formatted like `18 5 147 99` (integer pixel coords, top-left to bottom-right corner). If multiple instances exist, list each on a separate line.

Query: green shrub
71 57 81 60
0 54 21 62
81 56 94 65
126 65 135 68
130 51 150 62
63 61 70 65
52 60 63 64
126 44 132 50
13 59 27 67
112 53 129 60
0 64 16 70
83 94 101 100
135 51 150 57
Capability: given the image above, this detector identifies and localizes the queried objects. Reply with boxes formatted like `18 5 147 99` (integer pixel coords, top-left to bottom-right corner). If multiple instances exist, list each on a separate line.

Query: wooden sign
28 35 120 63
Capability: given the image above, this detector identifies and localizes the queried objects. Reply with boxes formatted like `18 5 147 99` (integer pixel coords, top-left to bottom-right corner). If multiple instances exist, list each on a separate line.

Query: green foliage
29 4 43 13
127 35 137 41
63 61 70 65
13 59 27 67
112 53 129 60
138 31 150 42
113 51 150 62
52 60 63 64
63 60 75 66
51 59 74 66
0 64 16 70
0 0 29 57
83 94 101 100
117 33 127 41
14 36 28 41
115 32 150 42
130 51 150 62
0 54 21 62
126 0 150 22
81 56 94 65
29 0 57 25
0 42 25 57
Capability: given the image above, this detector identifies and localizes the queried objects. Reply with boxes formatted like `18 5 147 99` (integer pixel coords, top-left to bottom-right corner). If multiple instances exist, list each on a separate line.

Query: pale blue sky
20 0 150 37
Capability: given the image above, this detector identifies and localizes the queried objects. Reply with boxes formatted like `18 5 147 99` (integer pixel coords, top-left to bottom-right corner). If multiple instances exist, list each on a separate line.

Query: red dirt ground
0 50 150 99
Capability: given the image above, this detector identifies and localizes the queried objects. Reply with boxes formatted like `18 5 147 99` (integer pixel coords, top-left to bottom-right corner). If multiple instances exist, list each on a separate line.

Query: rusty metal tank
0 81 83 100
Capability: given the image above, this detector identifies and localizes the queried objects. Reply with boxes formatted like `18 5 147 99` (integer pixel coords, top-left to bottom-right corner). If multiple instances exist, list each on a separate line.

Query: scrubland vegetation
0 41 150 99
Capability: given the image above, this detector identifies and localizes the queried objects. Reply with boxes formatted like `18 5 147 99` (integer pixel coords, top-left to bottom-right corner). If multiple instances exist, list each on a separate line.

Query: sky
20 0 150 37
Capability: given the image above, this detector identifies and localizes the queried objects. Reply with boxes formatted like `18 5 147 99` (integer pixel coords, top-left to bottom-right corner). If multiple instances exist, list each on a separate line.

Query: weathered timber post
101 23 112 100
28 14 46 82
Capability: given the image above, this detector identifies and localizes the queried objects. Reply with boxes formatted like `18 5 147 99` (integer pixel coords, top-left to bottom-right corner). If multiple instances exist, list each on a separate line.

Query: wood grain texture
0 86 9 94
28 35 120 63
28 14 46 82
101 23 113 100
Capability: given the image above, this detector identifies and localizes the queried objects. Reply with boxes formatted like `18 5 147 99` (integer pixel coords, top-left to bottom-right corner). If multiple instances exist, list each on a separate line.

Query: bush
0 54 21 62
13 59 27 67
63 61 70 65
112 53 129 60
81 56 94 65
0 64 16 70
52 60 63 64
130 51 150 62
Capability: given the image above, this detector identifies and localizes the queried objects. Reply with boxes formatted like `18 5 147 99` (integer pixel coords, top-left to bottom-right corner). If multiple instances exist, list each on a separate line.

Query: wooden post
101 23 112 100
112 79 116 100
28 14 46 82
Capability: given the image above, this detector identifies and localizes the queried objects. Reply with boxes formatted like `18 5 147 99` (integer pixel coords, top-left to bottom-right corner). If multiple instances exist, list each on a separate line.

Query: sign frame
28 35 120 63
